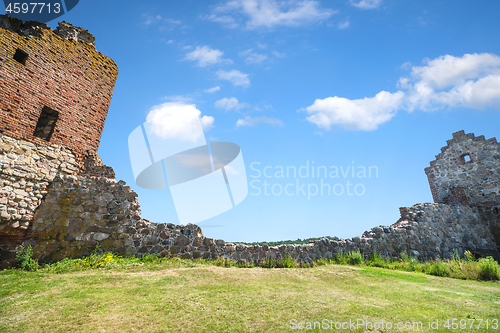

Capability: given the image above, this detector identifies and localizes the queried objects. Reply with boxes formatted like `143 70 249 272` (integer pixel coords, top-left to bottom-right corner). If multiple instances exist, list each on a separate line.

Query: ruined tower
0 15 120 267
0 15 118 162
425 130 500 252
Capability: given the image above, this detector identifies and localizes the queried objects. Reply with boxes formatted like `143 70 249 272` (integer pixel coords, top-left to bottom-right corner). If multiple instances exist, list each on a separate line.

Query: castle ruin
0 15 499 269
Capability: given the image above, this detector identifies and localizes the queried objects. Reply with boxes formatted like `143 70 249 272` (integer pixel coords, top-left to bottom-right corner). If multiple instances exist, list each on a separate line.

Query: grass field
1 258 499 332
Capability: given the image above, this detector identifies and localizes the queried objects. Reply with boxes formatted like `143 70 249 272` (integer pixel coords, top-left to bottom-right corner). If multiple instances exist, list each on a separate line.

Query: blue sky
6 0 500 242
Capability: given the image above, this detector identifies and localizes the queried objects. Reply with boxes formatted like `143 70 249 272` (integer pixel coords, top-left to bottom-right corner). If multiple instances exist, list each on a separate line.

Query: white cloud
142 15 183 30
239 49 268 64
165 18 181 25
204 86 221 93
305 91 405 131
141 14 162 26
337 18 350 29
204 14 239 29
215 97 249 111
272 51 285 58
145 103 214 142
216 69 251 87
200 115 215 131
402 53 500 111
236 116 284 127
185 46 232 67
210 0 336 29
257 42 268 49
349 0 382 9
305 53 500 132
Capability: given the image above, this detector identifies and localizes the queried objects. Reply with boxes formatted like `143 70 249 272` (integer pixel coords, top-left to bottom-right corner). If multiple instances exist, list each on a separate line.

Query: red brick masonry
0 15 118 164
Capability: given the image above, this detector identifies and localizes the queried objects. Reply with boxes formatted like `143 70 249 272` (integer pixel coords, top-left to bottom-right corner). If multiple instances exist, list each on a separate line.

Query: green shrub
478 257 500 281
16 245 39 271
334 249 348 265
400 252 411 263
315 257 333 266
44 258 83 273
235 260 255 268
214 257 236 268
77 251 120 269
369 250 388 268
276 253 297 268
260 257 277 268
465 250 476 262
141 253 161 263
299 260 312 268
427 260 450 277
347 250 364 266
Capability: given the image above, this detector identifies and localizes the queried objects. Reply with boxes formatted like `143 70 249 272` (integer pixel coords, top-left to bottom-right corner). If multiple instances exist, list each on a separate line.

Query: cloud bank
305 53 500 131
207 0 336 29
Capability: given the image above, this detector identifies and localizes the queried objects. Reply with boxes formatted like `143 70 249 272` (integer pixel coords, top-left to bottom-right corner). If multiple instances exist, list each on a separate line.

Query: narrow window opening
494 207 499 215
13 49 28 65
458 153 472 164
33 107 58 141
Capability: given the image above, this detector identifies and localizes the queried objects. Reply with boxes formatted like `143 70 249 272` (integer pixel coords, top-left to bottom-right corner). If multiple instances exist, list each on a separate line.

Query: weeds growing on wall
15 245 40 271
10 248 500 281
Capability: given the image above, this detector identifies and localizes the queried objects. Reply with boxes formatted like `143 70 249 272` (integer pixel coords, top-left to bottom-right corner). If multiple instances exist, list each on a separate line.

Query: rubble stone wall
425 130 500 207
1 130 499 269
217 203 496 264
0 135 78 241
1 130 497 269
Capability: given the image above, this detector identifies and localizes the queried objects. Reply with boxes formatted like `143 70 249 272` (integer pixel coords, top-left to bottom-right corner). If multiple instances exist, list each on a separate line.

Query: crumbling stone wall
2 131 499 269
0 134 78 251
0 15 118 163
0 135 228 268
425 130 500 251
21 172 229 264
216 203 495 264
425 130 500 207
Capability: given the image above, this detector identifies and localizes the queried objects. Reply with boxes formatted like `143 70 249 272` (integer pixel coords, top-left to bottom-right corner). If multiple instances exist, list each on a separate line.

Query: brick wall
0 15 118 164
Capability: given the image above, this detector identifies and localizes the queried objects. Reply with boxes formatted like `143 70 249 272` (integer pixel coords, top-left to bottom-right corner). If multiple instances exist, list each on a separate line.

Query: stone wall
0 168 228 268
0 134 78 243
424 130 500 251
2 129 500 269
217 203 496 264
425 130 500 207
0 135 495 269
0 14 118 162
3 172 495 268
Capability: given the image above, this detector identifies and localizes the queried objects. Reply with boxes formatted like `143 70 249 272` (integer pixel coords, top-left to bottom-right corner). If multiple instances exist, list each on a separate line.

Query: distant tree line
236 236 338 247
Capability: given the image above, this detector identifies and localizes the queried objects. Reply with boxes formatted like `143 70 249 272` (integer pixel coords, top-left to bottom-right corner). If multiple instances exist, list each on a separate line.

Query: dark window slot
13 49 28 65
33 107 58 141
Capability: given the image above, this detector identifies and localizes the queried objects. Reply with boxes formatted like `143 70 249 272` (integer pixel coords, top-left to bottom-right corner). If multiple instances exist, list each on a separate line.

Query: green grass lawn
1 260 499 332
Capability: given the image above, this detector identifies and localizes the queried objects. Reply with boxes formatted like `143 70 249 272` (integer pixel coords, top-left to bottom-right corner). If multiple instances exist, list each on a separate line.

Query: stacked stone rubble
0 135 78 233
1 129 499 267
425 130 500 251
